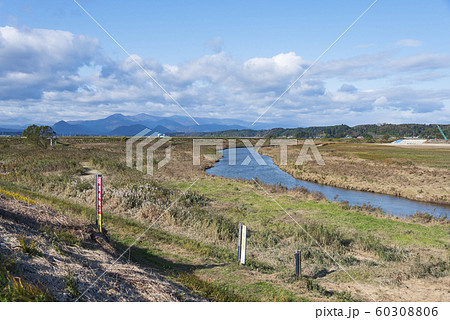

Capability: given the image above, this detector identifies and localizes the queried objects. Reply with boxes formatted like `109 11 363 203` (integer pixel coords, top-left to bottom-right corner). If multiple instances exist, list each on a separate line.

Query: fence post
96 174 103 233
240 225 247 265
237 223 242 264
295 250 302 279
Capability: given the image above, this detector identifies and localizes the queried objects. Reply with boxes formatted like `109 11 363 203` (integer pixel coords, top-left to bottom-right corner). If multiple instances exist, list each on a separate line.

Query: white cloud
396 39 423 47
0 26 100 100
373 96 388 107
384 53 450 72
1 26 450 126
312 52 391 81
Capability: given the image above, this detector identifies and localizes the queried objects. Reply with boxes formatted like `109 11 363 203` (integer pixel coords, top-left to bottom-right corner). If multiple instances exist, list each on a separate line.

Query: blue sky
1 0 450 127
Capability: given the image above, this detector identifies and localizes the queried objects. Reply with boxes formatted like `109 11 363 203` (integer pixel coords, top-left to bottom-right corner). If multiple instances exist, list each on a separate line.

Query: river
206 148 450 218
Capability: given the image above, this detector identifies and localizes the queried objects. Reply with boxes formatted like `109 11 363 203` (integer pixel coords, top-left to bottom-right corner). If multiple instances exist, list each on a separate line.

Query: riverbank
1 137 448 301
206 147 450 219
258 142 450 206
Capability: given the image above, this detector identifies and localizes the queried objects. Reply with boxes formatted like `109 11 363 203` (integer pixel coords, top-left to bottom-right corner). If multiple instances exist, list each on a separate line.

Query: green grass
1 138 448 302
18 237 40 257
0 272 53 302
1 172 448 302
176 273 247 301
0 180 310 302
228 280 308 302
65 272 80 299
0 253 53 302
40 226 82 247
171 178 450 249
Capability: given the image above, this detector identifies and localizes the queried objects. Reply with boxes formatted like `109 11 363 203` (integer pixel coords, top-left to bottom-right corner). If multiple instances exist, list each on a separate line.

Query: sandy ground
0 195 204 301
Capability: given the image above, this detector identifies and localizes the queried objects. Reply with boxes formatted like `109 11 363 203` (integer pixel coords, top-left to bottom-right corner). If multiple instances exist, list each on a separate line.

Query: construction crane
437 124 448 141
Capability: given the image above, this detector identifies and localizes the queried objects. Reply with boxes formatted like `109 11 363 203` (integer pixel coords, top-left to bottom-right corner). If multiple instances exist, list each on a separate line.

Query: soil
0 195 204 301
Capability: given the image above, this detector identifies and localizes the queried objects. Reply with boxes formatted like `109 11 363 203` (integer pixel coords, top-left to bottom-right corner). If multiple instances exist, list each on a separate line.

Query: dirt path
0 195 203 301
80 161 101 180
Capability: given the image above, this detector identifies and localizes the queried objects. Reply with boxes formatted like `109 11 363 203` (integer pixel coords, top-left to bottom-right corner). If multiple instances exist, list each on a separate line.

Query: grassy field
0 137 449 301
259 142 450 205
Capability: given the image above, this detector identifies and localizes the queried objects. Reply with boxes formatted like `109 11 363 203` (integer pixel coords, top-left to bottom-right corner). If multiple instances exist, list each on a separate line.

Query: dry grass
259 142 450 205
0 137 448 302
0 194 204 301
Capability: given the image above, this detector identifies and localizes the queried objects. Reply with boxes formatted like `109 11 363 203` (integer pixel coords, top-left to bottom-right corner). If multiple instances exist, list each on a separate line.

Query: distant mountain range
0 128 22 135
5 114 446 139
51 113 268 136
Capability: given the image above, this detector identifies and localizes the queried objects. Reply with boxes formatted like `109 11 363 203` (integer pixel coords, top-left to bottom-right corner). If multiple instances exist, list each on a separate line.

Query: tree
381 133 391 142
22 125 55 148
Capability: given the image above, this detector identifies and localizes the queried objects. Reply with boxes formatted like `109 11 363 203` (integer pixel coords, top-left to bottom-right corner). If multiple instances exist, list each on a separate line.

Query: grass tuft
0 253 53 301
177 273 246 302
65 272 80 299
18 237 40 257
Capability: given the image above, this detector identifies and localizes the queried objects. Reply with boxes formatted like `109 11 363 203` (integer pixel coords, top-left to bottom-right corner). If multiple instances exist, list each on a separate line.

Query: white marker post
237 223 242 263
240 225 247 265
96 174 103 233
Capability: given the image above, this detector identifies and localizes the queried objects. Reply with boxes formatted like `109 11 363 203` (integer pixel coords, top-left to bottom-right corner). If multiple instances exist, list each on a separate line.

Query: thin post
240 225 247 265
237 223 242 264
295 250 302 279
96 174 103 233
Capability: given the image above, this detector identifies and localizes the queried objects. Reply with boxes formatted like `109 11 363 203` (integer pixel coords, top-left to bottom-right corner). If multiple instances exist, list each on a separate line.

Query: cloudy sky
1 0 450 128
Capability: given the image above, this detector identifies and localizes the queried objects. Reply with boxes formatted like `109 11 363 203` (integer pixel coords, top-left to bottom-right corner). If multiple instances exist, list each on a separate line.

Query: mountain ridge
52 113 260 136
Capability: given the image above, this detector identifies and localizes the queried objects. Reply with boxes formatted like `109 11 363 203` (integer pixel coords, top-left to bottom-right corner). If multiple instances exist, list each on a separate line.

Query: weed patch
177 273 246 302
18 237 40 257
65 272 80 299
40 226 81 247
410 255 449 278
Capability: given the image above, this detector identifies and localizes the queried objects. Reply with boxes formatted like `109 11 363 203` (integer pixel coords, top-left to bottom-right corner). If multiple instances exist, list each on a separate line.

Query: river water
206 148 450 218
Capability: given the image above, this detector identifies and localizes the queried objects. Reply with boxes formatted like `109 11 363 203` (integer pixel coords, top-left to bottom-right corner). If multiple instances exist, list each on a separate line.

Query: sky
0 0 450 128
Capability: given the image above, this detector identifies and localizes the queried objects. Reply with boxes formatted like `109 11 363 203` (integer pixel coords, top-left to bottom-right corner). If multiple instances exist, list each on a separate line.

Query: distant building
47 133 58 146
391 139 426 145
149 132 168 138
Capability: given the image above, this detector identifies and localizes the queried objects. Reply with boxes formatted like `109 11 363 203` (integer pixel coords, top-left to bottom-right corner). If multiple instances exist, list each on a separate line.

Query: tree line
183 124 450 139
